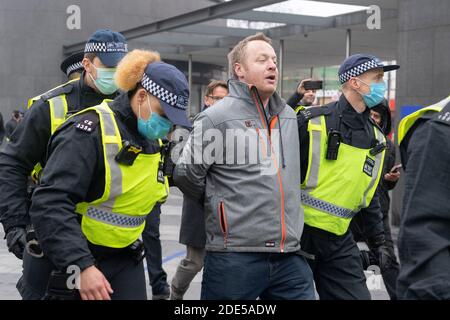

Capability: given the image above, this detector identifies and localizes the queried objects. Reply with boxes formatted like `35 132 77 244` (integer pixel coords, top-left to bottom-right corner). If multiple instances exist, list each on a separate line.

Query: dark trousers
301 225 371 300
18 248 147 300
142 205 168 295
380 213 400 300
17 250 53 300
201 252 315 300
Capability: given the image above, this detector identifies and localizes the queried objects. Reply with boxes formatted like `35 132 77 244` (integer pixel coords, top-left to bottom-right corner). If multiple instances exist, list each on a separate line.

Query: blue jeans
201 252 315 300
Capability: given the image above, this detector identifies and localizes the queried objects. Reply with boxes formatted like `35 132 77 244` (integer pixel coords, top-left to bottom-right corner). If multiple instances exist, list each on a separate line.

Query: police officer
297 54 399 299
60 51 85 81
398 95 450 169
397 101 450 299
25 52 84 109
29 50 191 300
0 29 127 299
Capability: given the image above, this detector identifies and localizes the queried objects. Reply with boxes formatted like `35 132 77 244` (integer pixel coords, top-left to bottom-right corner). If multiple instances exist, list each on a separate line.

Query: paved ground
0 187 391 300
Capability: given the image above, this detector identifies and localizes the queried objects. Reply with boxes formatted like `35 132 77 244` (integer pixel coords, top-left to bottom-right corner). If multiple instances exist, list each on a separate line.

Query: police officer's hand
368 234 393 270
79 266 113 300
297 78 312 95
370 244 393 271
5 227 27 259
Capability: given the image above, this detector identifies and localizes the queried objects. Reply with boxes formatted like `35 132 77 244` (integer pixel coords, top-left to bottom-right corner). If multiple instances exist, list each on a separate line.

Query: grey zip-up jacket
174 80 303 253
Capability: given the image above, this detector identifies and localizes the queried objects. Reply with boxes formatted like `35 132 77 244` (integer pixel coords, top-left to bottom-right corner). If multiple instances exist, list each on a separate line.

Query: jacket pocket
217 200 228 248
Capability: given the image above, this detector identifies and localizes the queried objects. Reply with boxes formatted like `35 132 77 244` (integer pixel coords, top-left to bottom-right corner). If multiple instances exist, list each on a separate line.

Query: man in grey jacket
173 33 314 300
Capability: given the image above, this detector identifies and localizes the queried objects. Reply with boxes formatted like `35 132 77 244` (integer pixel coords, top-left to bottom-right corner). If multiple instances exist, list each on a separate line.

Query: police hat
60 51 84 77
141 62 191 128
84 29 128 67
338 54 399 84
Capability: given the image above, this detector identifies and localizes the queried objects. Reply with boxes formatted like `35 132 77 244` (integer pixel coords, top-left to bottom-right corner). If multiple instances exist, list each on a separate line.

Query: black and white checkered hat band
339 60 382 84
84 42 128 53
141 74 186 110
66 62 83 76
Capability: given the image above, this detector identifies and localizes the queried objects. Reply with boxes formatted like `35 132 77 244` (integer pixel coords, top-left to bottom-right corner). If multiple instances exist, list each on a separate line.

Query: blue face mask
356 79 386 108
89 65 118 95
137 96 172 140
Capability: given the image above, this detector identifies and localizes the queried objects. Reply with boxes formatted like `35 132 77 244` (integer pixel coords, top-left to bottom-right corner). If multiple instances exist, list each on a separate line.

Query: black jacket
399 111 436 170
297 94 384 238
286 92 304 110
351 101 397 242
0 74 116 232
179 197 206 248
178 104 209 248
377 139 397 214
29 94 160 271
397 102 450 299
368 102 397 215
4 119 18 141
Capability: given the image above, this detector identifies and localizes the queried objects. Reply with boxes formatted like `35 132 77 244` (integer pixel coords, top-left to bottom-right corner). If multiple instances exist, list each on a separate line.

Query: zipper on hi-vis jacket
218 201 228 248
251 89 286 252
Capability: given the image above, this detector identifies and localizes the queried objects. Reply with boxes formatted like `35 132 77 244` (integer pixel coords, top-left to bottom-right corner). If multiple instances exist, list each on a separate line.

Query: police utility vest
28 80 82 180
27 79 79 134
74 102 169 248
397 105 445 145
27 80 113 181
301 111 386 236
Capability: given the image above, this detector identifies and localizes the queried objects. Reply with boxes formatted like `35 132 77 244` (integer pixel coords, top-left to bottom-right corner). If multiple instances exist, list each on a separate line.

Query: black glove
5 227 27 259
359 250 376 270
161 140 177 178
368 234 393 271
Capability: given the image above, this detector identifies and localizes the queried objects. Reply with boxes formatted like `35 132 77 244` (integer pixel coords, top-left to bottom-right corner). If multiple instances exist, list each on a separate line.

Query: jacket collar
338 94 371 130
109 92 138 133
227 80 286 116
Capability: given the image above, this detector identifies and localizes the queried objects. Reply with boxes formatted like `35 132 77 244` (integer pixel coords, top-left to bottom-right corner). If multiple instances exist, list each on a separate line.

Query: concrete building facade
0 0 221 117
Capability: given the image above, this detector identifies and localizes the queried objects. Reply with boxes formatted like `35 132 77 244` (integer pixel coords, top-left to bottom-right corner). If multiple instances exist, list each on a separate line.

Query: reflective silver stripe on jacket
86 103 128 225
49 96 66 120
86 207 145 228
97 103 123 203
301 192 357 219
304 116 321 189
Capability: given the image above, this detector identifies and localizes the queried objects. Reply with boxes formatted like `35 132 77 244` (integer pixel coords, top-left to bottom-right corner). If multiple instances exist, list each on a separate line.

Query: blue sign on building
400 106 424 119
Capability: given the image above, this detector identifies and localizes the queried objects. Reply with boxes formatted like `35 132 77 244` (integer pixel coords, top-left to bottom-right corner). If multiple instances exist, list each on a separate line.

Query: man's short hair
205 80 228 97
227 33 272 79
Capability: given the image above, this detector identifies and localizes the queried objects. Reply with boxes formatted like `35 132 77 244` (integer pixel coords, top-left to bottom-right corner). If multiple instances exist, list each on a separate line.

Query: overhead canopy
64 0 398 73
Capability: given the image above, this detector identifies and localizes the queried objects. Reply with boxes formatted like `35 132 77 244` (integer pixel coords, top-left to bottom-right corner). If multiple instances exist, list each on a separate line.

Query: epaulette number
75 119 95 133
